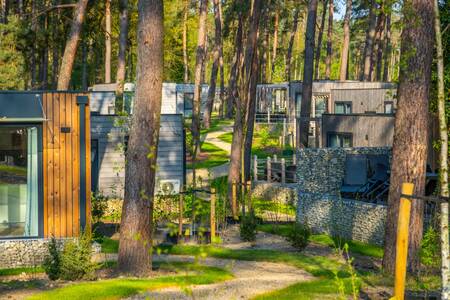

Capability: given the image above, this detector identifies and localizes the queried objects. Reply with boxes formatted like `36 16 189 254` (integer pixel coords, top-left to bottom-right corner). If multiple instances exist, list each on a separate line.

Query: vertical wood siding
42 93 91 238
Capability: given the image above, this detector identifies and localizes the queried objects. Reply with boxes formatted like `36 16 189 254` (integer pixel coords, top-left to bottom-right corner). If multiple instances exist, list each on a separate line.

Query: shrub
59 229 98 281
91 192 108 223
43 237 61 280
287 223 311 251
240 213 258 242
420 226 441 269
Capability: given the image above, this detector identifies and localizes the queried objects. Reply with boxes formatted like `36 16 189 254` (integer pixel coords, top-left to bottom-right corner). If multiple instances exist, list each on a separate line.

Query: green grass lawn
99 237 119 254
0 266 44 276
26 261 233 300
253 198 296 216
187 142 229 169
217 132 232 144
257 224 384 259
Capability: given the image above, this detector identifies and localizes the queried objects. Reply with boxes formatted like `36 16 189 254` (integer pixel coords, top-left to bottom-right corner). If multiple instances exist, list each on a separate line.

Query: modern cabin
0 92 91 240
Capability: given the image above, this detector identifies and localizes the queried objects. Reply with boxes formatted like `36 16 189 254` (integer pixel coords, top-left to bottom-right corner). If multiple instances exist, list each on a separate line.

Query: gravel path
129 255 313 300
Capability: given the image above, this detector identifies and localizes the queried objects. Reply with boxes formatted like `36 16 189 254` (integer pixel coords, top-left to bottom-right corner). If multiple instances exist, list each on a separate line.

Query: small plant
286 222 311 251
240 213 258 242
333 244 360 300
259 126 271 148
91 192 108 224
419 226 441 269
43 237 61 280
59 229 98 281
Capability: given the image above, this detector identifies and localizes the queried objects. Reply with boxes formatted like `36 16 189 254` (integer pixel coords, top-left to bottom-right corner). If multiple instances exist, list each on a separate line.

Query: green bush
420 226 441 268
240 213 258 242
91 192 108 223
60 229 98 281
43 237 61 280
287 223 311 251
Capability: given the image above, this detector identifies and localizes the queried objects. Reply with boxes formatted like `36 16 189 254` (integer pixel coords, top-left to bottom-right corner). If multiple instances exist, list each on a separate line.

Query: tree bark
382 0 434 274
339 0 351 81
382 13 391 82
203 0 222 128
434 0 450 296
270 9 279 80
105 0 111 83
298 0 319 147
118 0 163 277
57 0 89 90
286 9 300 82
260 3 270 83
182 0 189 83
81 41 88 90
314 0 328 80
191 0 208 161
362 0 377 81
116 0 129 99
41 11 49 89
370 3 385 81
325 0 333 80
218 0 225 118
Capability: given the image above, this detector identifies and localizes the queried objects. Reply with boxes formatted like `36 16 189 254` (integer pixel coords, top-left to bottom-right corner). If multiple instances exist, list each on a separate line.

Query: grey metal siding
91 114 185 198
330 89 396 114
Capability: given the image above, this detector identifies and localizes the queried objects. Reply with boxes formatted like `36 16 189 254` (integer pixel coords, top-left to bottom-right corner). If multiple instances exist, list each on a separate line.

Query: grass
99 237 119 254
253 198 296 216
187 142 229 169
217 132 232 144
0 266 44 276
0 164 27 176
257 224 384 259
26 261 233 300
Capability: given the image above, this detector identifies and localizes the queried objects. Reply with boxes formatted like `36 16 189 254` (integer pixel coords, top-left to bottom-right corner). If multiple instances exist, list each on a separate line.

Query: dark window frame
0 123 44 240
334 101 353 114
327 131 353 147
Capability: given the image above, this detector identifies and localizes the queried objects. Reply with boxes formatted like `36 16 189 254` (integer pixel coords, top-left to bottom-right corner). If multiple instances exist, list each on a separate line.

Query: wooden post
232 181 238 220
393 183 414 300
178 187 184 237
210 188 216 242
267 157 272 182
253 155 258 181
281 158 286 184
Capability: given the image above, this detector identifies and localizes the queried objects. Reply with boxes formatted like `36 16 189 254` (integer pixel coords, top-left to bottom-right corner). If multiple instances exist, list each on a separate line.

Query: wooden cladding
42 93 91 238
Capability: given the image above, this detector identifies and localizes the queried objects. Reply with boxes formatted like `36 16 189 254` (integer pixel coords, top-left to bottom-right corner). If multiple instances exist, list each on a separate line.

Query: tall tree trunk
117 0 163 277
41 11 49 89
382 13 391 82
51 0 60 89
286 9 300 82
105 0 111 83
270 9 279 80
362 0 377 81
226 12 244 119
298 0 319 147
191 0 208 162
81 40 88 90
325 0 333 79
314 0 328 80
182 0 189 83
434 0 450 296
203 0 222 128
31 0 38 88
339 0 351 80
370 3 385 81
57 0 89 90
260 3 270 83
218 0 225 118
382 0 434 274
243 0 264 182
116 0 129 99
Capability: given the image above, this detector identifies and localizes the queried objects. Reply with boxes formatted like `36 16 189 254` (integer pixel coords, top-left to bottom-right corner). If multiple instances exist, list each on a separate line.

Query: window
273 89 287 112
327 132 353 148
334 102 352 114
384 101 393 114
183 93 194 117
0 126 40 238
314 97 327 117
295 93 302 118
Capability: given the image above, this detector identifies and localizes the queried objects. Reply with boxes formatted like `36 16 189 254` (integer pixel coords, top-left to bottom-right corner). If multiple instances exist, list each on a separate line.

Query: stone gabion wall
252 182 297 205
296 147 391 246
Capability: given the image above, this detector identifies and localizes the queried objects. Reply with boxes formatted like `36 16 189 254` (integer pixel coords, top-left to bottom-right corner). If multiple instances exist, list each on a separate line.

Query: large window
334 102 352 114
314 96 328 117
0 126 40 238
183 93 194 117
327 132 353 148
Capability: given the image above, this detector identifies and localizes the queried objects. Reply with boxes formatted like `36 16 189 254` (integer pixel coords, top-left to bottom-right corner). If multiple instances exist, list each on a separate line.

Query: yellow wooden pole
210 188 216 242
393 182 414 300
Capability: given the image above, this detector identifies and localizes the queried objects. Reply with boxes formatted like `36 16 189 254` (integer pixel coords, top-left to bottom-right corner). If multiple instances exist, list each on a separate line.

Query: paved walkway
129 255 313 300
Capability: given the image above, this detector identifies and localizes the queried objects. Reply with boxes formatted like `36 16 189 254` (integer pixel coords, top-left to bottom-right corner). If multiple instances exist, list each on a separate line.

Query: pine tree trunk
370 3 385 81
362 0 377 81
203 0 222 128
271 9 279 80
182 0 189 83
191 0 208 160
41 12 49 89
260 3 270 83
105 0 111 83
298 0 319 147
339 0 351 81
81 41 88 90
286 9 300 82
325 0 333 80
434 0 450 296
382 13 391 82
57 0 89 90
218 0 225 118
314 0 328 80
51 0 60 89
382 0 434 274
31 0 38 88
116 0 129 99
117 0 163 277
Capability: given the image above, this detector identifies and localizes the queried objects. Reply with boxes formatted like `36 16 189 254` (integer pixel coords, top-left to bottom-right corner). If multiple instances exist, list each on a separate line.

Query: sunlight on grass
187 142 229 169
26 262 233 300
99 237 119 254
0 266 44 276
253 198 296 216
217 132 232 144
